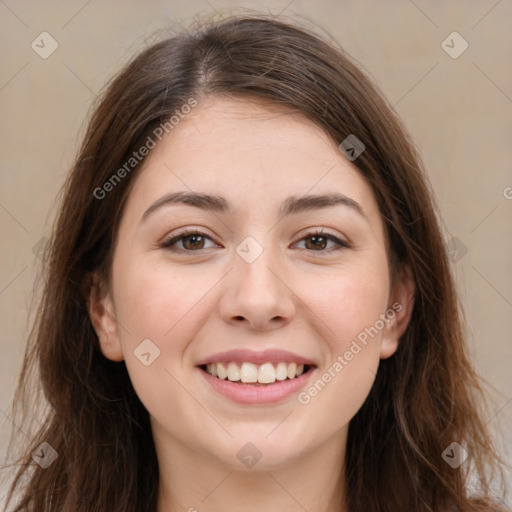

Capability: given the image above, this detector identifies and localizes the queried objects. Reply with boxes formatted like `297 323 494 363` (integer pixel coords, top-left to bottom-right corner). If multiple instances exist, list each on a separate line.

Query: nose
217 245 296 331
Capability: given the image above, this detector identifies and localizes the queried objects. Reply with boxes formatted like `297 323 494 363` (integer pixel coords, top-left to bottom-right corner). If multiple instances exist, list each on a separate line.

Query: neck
154 425 349 512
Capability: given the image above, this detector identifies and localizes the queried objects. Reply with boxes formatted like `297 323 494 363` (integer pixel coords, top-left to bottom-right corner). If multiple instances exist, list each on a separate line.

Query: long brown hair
3 11 509 512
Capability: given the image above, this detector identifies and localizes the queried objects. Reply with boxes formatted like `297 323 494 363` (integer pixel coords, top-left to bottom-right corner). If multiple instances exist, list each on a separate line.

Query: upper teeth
206 362 305 384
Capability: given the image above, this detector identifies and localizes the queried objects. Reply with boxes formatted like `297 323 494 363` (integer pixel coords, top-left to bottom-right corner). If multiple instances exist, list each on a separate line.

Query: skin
88 96 415 512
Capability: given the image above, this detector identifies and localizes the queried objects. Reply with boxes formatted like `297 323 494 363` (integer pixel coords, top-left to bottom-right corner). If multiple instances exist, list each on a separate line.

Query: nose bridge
234 233 283 298
218 233 295 328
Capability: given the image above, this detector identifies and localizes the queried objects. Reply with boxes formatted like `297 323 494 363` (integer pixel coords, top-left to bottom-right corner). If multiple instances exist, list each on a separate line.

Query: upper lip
196 349 317 367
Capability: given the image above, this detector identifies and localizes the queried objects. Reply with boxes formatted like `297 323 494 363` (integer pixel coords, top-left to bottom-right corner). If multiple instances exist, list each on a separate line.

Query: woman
3 12 509 512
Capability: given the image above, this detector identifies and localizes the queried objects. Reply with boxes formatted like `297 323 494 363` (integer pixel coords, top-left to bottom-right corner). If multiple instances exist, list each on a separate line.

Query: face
89 96 414 471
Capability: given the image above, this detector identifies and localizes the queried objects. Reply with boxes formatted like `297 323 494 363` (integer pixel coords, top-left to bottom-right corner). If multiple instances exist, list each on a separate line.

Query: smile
201 361 310 385
196 349 317 404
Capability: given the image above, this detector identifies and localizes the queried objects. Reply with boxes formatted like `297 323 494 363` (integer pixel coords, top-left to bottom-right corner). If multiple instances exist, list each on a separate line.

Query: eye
160 228 349 253
160 229 219 252
293 229 349 252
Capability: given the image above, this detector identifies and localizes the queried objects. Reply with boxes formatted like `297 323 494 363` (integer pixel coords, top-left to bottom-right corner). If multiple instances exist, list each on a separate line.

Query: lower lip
198 367 315 404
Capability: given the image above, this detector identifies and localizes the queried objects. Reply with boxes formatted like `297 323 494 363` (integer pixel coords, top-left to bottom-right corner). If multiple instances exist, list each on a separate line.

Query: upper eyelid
161 228 217 244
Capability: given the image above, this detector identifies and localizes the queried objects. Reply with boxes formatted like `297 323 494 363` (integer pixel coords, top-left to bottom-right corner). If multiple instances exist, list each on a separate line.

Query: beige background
1 0 511 505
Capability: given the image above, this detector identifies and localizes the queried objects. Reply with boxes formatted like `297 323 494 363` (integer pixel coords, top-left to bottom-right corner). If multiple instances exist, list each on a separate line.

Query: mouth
198 361 315 386
196 349 318 404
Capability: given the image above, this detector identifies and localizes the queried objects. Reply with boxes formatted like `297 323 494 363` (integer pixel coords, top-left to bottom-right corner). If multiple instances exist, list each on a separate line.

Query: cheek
110 258 222 388
306 258 390 348
113 260 212 344
111 263 215 423
294 255 389 412
295 272 388 435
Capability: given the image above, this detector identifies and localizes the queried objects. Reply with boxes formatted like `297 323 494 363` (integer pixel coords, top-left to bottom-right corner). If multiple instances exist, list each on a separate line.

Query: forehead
124 96 379 218
157 97 338 172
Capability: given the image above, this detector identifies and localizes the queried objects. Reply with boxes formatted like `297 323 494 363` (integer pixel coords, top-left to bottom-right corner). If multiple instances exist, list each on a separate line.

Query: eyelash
159 228 350 253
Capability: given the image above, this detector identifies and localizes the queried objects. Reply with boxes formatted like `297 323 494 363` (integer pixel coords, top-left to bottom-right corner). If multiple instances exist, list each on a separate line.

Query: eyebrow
141 191 367 222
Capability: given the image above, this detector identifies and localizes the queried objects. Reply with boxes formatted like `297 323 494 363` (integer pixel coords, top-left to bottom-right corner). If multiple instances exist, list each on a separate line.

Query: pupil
185 235 203 249
308 236 326 250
